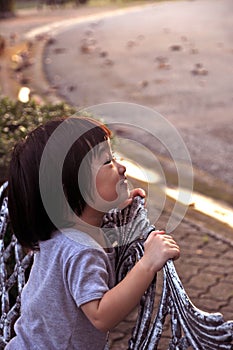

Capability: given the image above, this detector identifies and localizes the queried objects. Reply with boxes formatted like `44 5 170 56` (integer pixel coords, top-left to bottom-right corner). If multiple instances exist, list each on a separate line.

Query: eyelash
104 154 116 165
104 159 112 165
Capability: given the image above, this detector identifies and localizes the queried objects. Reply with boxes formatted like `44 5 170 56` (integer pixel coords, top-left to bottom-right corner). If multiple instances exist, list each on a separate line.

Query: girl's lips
120 178 128 184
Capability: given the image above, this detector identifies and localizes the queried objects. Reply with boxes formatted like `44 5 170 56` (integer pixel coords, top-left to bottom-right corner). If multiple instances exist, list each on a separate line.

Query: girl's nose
116 159 126 175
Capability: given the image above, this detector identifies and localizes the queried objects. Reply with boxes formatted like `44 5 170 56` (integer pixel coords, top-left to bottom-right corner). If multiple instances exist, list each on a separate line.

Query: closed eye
104 159 112 165
104 154 116 165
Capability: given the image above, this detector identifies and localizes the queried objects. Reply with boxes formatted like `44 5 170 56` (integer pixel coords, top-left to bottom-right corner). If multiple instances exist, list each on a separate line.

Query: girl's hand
118 188 146 209
140 230 180 273
81 229 179 332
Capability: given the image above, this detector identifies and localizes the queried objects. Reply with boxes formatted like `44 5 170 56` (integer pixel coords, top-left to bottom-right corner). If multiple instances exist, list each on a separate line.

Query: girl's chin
93 193 129 212
90 183 130 212
119 179 129 193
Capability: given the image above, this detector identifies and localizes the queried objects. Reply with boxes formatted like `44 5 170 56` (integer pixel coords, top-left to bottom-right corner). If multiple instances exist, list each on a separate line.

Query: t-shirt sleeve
67 248 110 308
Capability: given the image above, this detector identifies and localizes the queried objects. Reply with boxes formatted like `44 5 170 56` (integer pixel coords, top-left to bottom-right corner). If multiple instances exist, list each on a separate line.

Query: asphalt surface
0 2 233 348
41 0 233 188
1 1 233 186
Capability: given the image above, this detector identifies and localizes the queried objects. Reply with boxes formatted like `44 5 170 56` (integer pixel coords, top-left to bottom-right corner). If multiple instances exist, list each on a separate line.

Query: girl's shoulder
59 228 103 250
46 229 104 257
38 229 114 267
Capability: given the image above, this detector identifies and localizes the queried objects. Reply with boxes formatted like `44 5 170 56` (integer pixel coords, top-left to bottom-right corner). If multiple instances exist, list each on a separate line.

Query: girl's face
93 139 130 211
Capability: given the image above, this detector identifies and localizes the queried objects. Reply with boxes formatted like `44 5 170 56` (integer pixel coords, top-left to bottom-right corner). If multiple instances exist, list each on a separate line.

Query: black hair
8 116 111 250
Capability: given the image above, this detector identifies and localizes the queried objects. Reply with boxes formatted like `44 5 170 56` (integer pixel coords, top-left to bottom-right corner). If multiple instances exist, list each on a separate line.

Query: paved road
42 0 233 188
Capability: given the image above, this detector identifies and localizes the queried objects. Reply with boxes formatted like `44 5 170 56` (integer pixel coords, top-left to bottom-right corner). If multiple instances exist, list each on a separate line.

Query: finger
172 247 180 260
129 188 146 198
150 230 166 236
164 237 179 248
156 230 166 235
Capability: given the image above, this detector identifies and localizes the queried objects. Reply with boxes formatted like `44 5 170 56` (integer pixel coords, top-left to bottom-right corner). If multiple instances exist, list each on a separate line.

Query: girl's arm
81 230 180 332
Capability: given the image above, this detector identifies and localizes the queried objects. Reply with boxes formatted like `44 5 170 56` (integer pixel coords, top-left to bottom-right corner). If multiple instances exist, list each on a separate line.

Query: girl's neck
80 204 104 227
73 206 108 248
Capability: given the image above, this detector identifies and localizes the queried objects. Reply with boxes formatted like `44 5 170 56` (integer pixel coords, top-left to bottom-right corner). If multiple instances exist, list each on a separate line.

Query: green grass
0 97 76 181
15 1 38 10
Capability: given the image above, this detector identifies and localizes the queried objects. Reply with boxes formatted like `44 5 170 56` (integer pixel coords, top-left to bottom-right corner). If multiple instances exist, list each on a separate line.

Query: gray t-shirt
6 229 115 350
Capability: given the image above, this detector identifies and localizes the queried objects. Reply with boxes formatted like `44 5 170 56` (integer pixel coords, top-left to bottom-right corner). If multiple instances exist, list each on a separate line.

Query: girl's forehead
98 139 112 154
90 139 112 160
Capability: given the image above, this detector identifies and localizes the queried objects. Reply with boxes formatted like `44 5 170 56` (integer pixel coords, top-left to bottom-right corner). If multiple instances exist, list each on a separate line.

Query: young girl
6 116 180 350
